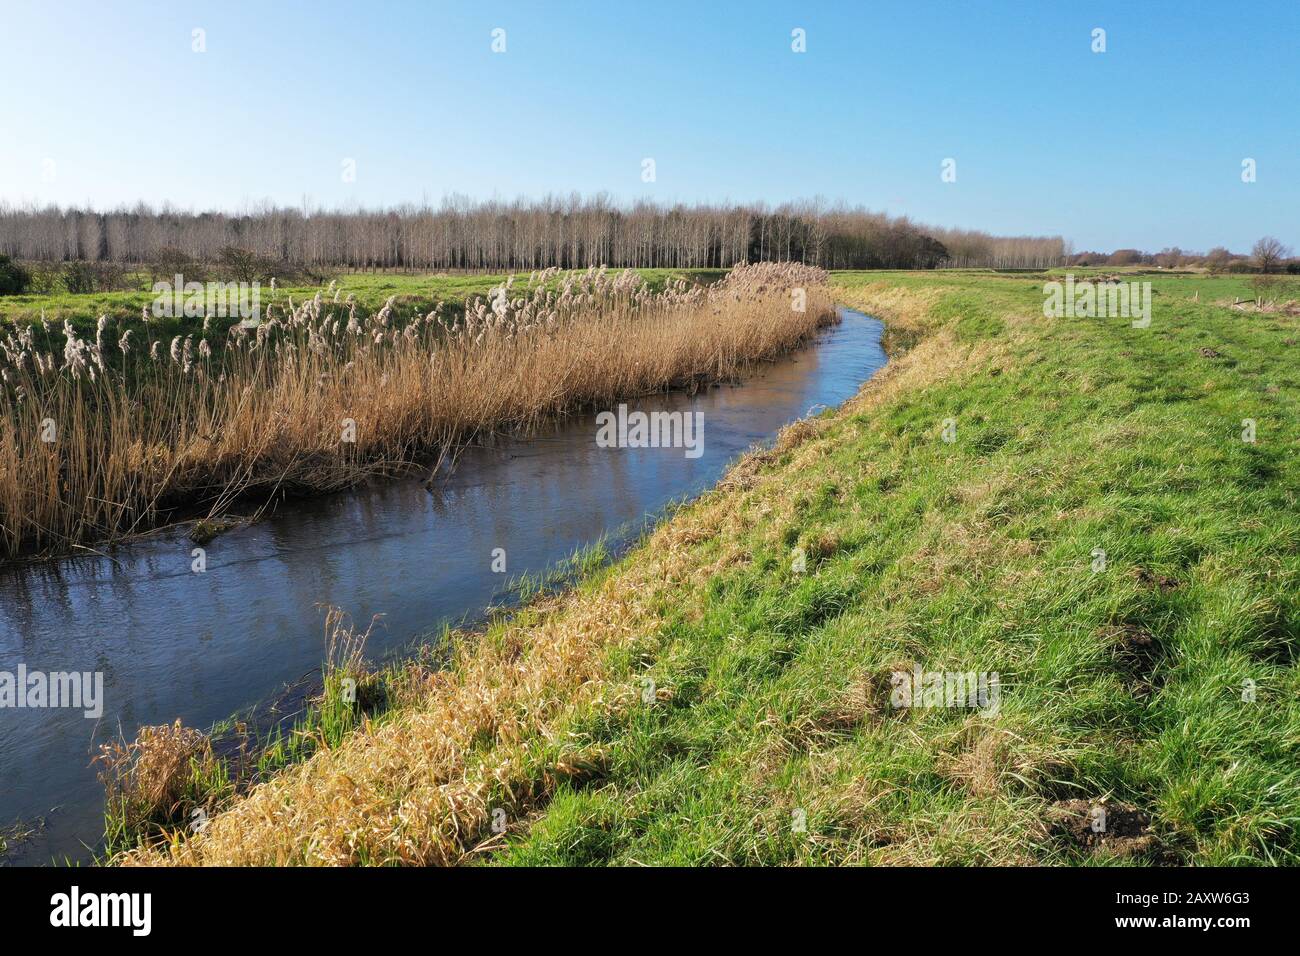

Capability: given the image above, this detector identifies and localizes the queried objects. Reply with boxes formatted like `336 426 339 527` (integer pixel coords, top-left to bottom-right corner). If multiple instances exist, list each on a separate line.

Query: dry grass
117 551 673 865
95 719 222 853
0 262 833 561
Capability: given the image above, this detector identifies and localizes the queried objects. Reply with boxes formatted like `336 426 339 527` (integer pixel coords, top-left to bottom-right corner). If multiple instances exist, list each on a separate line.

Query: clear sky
2 0 1296 252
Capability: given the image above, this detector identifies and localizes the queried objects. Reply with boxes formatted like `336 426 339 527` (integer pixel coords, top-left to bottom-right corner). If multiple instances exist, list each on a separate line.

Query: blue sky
1 0 1296 252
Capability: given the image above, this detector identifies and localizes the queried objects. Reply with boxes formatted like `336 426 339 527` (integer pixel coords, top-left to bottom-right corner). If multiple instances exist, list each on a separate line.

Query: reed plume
0 263 833 560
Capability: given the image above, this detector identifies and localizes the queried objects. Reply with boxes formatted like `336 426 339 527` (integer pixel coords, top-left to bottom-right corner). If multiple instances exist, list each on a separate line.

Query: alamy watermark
151 274 261 322
50 886 150 936
1043 274 1151 328
890 666 1000 715
596 403 704 459
0 664 103 718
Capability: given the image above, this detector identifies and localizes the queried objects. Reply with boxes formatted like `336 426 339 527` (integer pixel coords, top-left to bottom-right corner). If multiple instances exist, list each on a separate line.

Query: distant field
4 264 1286 335
836 267 1296 308
0 268 728 336
16 264 1283 390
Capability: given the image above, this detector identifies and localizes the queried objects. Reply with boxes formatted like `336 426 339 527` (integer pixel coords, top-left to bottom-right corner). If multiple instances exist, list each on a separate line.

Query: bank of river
0 307 885 864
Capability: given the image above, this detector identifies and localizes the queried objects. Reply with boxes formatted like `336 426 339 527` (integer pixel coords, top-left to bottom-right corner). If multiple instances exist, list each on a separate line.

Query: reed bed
0 262 833 560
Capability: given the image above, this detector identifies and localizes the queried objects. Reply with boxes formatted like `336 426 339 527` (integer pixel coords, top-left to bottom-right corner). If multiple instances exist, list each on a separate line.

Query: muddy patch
1133 567 1178 592
1047 799 1180 863
1109 624 1165 696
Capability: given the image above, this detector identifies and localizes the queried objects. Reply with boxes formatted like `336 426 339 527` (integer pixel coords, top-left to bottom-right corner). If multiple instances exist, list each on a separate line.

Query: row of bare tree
1071 238 1297 274
0 197 1068 272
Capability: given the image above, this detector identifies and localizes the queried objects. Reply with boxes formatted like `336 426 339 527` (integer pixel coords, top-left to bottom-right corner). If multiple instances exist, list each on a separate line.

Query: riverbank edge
107 283 925 865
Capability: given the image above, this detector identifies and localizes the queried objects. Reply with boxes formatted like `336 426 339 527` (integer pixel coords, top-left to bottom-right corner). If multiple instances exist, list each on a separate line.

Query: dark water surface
0 307 885 864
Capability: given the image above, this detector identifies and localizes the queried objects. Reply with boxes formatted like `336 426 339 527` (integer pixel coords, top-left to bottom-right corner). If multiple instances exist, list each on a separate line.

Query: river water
0 306 885 865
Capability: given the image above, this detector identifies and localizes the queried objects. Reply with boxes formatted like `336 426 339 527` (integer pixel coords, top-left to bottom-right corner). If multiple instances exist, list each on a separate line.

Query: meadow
0 263 827 561
104 268 1299 866
0 268 727 334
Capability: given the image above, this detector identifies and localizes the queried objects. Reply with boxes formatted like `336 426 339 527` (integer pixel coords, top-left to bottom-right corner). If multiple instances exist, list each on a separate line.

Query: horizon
2 0 1296 253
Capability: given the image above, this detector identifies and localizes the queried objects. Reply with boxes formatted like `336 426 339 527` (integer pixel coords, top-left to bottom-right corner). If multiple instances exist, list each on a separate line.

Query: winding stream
0 306 885 865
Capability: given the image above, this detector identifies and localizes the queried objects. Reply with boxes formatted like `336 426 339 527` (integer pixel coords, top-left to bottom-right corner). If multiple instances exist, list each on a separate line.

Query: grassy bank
119 270 1299 866
1 263 824 561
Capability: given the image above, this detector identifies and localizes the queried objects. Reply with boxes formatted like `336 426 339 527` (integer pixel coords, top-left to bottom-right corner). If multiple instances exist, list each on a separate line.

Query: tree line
0 197 1069 273
1070 239 1298 274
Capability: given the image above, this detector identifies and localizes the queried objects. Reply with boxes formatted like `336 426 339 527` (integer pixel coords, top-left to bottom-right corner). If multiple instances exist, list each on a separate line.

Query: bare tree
1203 247 1232 275
217 246 267 283
1252 236 1291 274
0 198 1071 273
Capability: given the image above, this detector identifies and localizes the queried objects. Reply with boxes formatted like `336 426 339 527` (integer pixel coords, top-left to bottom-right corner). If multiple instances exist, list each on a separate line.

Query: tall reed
0 262 833 560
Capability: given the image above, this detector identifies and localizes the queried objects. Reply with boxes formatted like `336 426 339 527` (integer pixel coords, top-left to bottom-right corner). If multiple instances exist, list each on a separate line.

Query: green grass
481 270 1299 865
0 267 726 337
